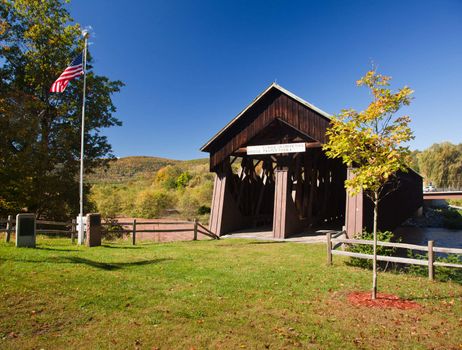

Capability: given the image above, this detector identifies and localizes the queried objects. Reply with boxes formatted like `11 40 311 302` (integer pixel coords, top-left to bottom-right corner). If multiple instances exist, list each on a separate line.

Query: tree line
0 0 122 220
90 164 214 222
410 142 462 189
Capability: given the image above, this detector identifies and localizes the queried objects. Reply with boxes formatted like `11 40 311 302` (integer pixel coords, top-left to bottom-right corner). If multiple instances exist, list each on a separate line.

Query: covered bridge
201 83 423 238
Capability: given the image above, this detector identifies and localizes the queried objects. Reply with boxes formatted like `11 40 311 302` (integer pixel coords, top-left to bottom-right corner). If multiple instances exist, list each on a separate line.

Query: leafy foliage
0 0 123 219
323 69 414 299
417 142 462 189
135 189 177 218
176 171 192 189
438 208 462 230
347 231 399 269
154 165 183 190
90 157 214 221
408 252 462 283
323 70 414 198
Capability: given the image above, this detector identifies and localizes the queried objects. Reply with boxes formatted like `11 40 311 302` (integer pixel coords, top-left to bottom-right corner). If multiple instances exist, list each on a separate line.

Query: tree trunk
372 192 378 300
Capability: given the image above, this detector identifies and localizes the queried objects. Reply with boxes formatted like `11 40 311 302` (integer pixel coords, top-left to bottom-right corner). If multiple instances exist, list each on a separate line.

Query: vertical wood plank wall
209 173 251 236
205 89 331 172
273 169 288 239
209 174 225 235
272 168 304 238
345 168 363 238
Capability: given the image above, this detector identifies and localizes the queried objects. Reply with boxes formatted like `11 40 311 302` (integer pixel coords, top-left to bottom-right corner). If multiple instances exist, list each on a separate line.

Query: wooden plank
103 230 131 234
428 240 434 281
193 219 198 240
134 229 193 233
434 261 462 268
432 246 462 254
331 237 430 251
102 221 192 226
205 90 331 170
37 220 71 226
197 223 219 239
36 229 72 234
331 250 429 266
331 231 345 238
5 215 13 243
197 229 216 239
132 219 137 245
326 232 332 265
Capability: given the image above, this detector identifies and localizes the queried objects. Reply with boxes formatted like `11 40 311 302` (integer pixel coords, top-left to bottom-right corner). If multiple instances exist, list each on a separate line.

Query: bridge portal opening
201 83 423 239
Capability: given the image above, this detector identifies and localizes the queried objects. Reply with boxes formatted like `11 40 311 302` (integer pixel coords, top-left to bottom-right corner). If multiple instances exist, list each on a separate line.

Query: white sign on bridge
247 142 306 155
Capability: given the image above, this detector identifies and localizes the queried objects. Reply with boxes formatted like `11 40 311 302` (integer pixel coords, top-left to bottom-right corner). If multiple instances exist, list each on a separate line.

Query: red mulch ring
348 291 421 310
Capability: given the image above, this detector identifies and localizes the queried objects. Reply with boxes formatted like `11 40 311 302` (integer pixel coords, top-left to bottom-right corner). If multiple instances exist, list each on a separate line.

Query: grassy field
0 238 461 349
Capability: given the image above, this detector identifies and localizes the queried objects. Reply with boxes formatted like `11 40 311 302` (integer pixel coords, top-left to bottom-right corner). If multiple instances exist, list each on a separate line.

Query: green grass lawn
1 237 461 349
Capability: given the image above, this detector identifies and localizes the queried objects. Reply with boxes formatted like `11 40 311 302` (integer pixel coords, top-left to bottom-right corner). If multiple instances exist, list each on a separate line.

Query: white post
78 30 89 245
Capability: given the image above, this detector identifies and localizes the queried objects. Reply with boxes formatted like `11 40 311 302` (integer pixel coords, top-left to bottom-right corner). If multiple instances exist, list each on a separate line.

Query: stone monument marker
86 213 102 247
16 213 36 248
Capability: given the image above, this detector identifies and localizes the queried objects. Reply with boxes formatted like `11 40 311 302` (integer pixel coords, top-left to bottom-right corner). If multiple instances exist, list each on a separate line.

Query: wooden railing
1 215 219 245
326 232 462 280
101 219 219 245
1 215 76 243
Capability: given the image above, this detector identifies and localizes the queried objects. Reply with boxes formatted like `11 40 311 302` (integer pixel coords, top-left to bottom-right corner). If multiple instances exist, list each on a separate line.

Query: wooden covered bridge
201 83 423 239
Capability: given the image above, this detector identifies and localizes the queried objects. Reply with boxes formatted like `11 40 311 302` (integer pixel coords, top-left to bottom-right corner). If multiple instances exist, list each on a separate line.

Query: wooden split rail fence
326 231 462 280
0 215 77 243
101 219 219 244
1 215 219 245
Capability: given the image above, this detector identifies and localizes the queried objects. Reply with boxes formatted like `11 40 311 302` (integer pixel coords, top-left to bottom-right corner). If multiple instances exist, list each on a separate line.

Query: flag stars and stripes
50 53 84 93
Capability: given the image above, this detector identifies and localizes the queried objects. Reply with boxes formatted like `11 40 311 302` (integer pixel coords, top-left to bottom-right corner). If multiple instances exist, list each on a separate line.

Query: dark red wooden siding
204 88 331 171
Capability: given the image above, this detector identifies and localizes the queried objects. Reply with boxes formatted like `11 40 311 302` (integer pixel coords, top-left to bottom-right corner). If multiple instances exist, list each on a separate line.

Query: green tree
323 70 413 299
409 149 421 173
418 142 462 189
0 0 123 219
176 171 192 189
135 189 176 218
154 165 182 190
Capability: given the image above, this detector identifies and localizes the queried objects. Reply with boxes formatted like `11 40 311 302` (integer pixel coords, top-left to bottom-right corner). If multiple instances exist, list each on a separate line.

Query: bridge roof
200 83 331 152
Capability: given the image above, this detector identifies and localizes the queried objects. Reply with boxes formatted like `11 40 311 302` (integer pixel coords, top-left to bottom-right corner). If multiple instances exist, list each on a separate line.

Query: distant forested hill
89 156 213 221
88 156 209 184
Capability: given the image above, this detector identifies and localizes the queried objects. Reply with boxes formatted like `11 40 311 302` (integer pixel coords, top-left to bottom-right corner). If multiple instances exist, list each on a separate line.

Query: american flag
50 53 84 93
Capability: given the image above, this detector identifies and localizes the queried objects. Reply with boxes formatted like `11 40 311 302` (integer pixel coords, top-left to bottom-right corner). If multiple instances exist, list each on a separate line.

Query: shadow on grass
64 256 170 270
36 247 77 252
0 256 171 271
101 245 142 249
245 241 286 245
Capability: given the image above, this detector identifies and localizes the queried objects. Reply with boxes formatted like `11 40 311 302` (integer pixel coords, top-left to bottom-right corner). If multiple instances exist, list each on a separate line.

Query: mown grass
0 237 461 349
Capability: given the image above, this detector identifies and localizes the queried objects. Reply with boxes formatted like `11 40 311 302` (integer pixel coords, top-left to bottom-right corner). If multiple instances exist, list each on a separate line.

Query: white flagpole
78 30 89 245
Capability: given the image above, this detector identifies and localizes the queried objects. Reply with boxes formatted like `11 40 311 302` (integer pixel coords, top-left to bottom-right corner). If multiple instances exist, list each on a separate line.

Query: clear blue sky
68 0 462 160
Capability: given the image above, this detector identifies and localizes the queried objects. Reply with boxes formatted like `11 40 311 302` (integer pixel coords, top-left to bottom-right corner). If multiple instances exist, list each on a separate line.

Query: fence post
193 219 198 241
71 219 76 244
132 219 137 245
5 215 12 243
428 240 434 281
326 232 332 266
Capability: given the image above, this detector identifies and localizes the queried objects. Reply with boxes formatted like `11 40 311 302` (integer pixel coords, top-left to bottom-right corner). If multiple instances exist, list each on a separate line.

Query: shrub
197 205 210 215
90 185 123 218
440 208 462 229
101 217 125 240
176 172 192 189
135 189 176 218
154 165 182 190
407 252 462 283
178 182 213 220
347 230 399 270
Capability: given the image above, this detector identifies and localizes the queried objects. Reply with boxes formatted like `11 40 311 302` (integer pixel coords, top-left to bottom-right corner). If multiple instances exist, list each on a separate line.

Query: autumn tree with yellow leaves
323 70 414 299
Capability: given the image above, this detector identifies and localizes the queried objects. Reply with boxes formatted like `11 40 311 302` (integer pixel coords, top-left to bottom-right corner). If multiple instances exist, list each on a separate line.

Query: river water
395 226 462 250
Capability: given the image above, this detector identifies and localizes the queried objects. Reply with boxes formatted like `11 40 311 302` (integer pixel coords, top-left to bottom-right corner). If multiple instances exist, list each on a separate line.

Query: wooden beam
233 142 322 155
